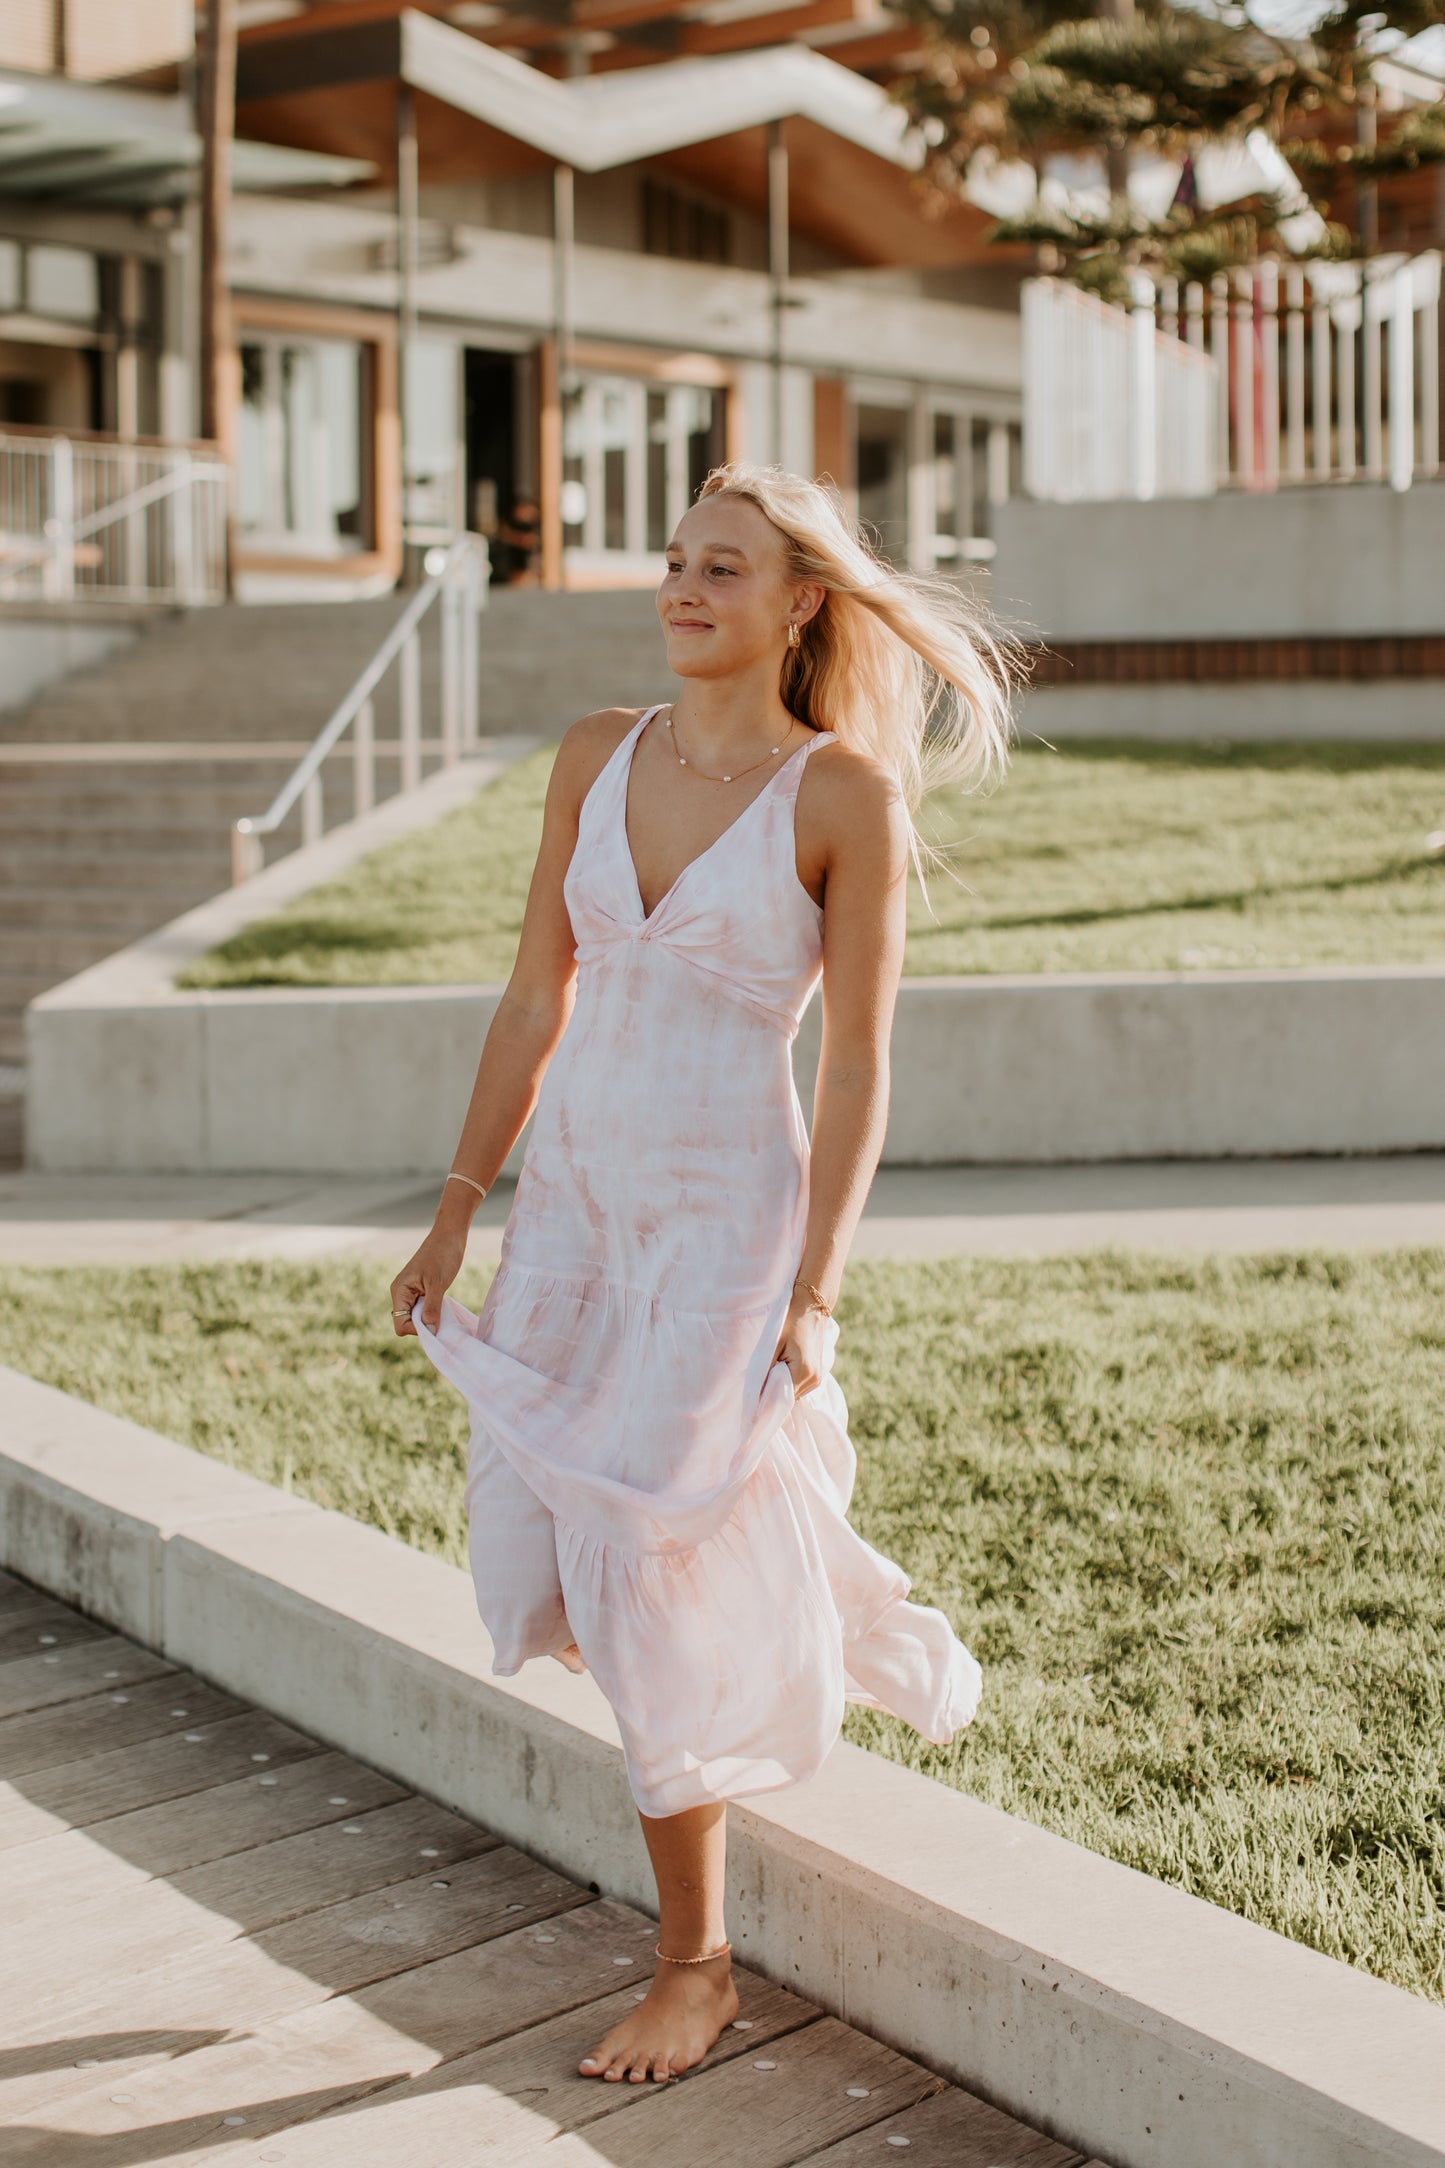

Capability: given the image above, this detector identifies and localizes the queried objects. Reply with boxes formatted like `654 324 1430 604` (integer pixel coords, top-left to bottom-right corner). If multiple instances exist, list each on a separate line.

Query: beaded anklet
654 1939 732 1965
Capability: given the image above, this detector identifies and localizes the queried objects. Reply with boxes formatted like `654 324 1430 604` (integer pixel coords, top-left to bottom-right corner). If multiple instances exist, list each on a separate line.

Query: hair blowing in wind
696 462 1021 886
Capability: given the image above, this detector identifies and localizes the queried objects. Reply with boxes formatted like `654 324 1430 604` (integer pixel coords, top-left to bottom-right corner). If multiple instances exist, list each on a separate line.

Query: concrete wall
227 195 1024 403
1017 682 1445 742
993 484 1445 642
0 611 144 715
28 958 1445 1172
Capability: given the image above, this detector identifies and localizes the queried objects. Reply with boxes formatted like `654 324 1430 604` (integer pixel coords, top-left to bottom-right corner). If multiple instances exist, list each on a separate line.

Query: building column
396 80 419 576
768 119 789 465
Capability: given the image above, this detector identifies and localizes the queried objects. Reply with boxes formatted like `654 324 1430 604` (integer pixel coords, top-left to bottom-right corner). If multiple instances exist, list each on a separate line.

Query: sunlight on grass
2 1247 1441 2001
175 738 1445 989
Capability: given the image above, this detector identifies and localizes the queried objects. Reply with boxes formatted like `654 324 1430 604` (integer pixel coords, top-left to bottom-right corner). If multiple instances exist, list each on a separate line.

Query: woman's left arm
777 755 910 1393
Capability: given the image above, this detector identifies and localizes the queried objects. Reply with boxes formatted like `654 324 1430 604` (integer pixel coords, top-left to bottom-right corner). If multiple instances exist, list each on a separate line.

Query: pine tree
893 0 1445 298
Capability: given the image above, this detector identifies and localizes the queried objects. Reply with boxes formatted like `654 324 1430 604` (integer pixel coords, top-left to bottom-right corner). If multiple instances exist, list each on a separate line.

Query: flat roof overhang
235 7 999 267
0 68 373 208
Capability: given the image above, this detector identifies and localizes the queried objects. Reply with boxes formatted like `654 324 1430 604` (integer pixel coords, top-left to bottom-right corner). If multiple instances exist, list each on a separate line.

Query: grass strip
1 1247 1441 2000
175 738 1445 989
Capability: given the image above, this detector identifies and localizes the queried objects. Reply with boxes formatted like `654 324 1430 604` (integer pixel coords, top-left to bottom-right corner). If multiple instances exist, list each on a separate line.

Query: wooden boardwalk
0 1567 1091 2167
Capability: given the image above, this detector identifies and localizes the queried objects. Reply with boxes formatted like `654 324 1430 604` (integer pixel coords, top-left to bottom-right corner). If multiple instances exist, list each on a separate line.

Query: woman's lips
667 618 713 631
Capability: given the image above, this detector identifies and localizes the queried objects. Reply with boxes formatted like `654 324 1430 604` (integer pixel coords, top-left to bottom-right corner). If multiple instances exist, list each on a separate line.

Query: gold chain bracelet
793 1274 832 1316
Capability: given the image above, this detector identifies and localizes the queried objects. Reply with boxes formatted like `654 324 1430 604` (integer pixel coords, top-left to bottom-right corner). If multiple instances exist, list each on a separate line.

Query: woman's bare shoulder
549 707 652 807
799 736 908 848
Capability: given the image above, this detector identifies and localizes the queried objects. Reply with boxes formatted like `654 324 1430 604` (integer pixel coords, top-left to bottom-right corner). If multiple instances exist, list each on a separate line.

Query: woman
390 462 1013 2090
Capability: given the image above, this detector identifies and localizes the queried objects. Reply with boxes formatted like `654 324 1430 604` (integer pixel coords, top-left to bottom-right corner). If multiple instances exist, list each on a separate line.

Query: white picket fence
1024 252 1443 501
1023 275 1217 501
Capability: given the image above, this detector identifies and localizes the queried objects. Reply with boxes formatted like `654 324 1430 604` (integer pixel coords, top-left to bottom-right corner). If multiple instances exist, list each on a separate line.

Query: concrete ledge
3 1363 1444 2167
1018 681 1445 740
28 956 1445 1169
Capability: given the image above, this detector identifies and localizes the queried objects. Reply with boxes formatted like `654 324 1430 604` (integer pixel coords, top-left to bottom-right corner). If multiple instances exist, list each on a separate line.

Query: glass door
238 333 367 556
562 374 722 572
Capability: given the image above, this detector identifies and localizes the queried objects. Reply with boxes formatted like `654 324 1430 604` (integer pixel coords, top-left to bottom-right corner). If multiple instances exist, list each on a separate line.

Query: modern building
0 0 1030 598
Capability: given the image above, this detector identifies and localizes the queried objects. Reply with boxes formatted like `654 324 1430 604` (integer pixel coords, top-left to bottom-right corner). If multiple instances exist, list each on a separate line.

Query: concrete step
0 888 214 933
0 847 231 890
0 927 170 977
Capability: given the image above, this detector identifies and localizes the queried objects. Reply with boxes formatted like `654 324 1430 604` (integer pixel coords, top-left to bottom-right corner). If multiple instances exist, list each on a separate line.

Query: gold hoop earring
787 622 800 649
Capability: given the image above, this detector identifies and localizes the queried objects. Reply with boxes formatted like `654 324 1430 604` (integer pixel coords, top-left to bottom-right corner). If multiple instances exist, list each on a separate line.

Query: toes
651 2056 672 2084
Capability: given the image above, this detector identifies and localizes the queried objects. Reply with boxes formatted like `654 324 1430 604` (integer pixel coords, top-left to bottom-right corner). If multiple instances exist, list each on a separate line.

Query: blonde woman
390 462 1014 2088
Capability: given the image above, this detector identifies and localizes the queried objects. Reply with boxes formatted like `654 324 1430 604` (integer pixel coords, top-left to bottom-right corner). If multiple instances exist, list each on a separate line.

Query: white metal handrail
0 433 229 605
231 533 488 884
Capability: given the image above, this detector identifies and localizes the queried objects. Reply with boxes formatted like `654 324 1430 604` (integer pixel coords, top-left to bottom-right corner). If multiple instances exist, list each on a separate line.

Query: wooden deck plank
0 1633 174 1721
6 1751 410 1923
0 1568 48 1616
0 1672 242 1779
536 2016 941 2168
173 1964 824 2167
0 1587 1081 2168
8 1902 689 2157
0 1601 105 1666
1 1856 603 2125
0 1710 324 1848
792 2081 1088 2165
5 1797 503 2014
2 1843 593 2058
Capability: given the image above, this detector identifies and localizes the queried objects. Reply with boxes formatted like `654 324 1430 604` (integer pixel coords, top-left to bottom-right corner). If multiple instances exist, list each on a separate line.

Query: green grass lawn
3 1248 1442 2002
175 738 1445 990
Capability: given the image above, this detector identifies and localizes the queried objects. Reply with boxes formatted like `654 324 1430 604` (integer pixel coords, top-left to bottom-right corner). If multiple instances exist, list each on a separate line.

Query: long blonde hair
695 461 1021 885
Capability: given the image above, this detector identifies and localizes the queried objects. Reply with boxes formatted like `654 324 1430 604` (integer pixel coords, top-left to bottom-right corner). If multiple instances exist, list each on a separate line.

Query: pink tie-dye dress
413 705 982 1816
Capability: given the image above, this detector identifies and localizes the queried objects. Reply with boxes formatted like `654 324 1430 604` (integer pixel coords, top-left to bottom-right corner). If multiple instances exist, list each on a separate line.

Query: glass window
404 338 460 531
684 387 719 508
27 245 99 322
970 417 992 540
235 331 367 554
855 403 909 566
646 389 669 553
562 386 588 544
600 383 630 552
932 411 958 559
0 241 20 313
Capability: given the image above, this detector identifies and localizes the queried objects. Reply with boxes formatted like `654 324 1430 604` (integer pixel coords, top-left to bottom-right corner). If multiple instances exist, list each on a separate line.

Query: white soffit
398 8 923 174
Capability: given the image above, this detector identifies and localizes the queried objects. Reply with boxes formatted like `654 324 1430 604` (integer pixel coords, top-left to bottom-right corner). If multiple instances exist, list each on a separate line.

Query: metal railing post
400 628 422 791
301 773 324 847
1421 255 1441 477
1388 260 1416 492
462 542 482 748
48 435 75 601
171 451 194 606
1337 282 1357 479
1363 263 1384 481
354 696 375 818
440 568 460 767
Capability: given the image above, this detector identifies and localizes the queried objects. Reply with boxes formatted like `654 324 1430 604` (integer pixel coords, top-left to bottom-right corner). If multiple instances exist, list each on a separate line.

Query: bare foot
578 1953 738 2084
551 1642 587 1674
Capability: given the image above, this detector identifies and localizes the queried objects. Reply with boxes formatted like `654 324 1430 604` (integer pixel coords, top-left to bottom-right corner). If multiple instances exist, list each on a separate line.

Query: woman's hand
775 1293 830 1397
390 1223 468 1337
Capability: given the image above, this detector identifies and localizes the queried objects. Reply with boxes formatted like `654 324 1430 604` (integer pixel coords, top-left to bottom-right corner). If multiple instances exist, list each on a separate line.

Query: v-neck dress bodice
413 706 981 1815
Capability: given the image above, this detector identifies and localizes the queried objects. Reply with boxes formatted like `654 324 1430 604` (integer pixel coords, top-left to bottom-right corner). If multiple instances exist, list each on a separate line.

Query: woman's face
657 495 810 682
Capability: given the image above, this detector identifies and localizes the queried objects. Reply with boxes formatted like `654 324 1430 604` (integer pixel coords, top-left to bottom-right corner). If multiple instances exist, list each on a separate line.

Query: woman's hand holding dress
390 1221 468 1337
775 1294 830 1397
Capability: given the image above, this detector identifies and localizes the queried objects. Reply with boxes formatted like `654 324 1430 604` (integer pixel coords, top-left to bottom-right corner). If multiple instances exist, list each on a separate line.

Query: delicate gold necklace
664 706 797 783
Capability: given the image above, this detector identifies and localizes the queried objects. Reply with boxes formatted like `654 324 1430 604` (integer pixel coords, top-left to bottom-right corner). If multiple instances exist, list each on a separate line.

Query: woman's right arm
390 711 631 1335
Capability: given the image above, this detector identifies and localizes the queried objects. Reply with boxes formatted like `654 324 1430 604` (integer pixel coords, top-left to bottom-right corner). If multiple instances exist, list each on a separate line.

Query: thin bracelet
444 1171 488 1199
654 1938 731 1965
793 1274 833 1316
